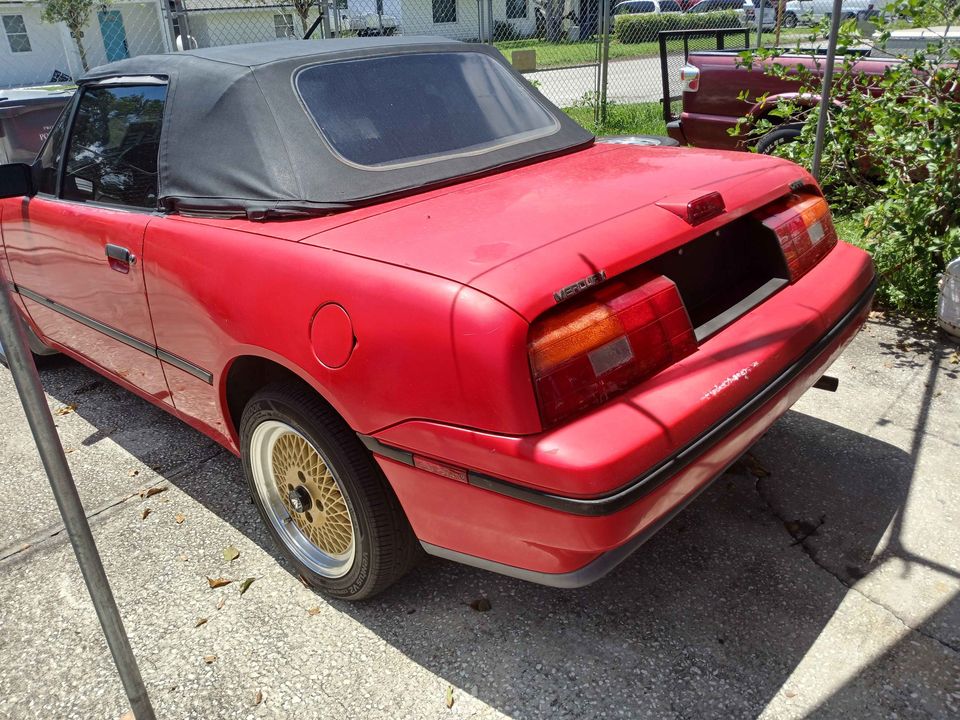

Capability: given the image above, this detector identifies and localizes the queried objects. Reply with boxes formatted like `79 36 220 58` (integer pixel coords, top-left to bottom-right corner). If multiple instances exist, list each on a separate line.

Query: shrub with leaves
734 0 960 313
614 11 740 44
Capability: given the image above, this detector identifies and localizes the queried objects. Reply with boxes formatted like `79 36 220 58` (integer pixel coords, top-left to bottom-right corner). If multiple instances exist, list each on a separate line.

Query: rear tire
756 122 804 155
783 11 798 28
240 382 420 600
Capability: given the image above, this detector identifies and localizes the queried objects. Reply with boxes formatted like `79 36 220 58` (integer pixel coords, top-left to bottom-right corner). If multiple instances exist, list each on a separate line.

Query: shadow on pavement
30 345 954 718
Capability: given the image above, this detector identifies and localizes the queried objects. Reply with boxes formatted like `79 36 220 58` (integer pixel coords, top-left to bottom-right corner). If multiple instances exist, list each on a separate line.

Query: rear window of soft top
294 51 559 169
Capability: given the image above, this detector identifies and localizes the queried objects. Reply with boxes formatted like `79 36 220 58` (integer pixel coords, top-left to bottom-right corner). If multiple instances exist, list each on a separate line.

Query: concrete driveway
0 314 957 719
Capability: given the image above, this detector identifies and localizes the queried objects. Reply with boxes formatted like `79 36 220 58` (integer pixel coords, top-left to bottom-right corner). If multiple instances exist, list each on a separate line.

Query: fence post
321 1 333 39
812 0 844 181
598 0 612 126
755 0 766 48
0 280 155 720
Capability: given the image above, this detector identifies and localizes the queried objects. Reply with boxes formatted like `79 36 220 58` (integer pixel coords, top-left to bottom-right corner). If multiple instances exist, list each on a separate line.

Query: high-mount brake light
680 63 700 92
528 273 696 428
657 191 726 226
756 193 839 281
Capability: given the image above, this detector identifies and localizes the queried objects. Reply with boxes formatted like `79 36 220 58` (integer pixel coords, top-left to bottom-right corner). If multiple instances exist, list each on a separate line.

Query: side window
2 15 31 53
62 84 166 210
36 103 69 195
274 13 295 38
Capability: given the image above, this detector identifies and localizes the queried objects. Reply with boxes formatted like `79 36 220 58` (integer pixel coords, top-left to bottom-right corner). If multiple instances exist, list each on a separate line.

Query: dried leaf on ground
140 486 167 499
253 690 263 706
203 654 217 664
175 513 186 524
128 469 140 478
222 546 240 562
239 577 255 596
206 576 232 589
216 596 226 610
445 685 454 709
54 404 77 416
194 617 208 628
469 597 492 612
950 351 959 365
140 508 151 520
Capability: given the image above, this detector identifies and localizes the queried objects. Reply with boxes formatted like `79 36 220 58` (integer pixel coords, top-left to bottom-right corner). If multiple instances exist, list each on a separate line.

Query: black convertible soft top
80 38 593 218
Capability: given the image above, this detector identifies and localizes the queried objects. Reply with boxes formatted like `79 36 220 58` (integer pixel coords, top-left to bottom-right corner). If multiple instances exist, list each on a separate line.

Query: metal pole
321 1 332 39
755 0 765 48
0 280 155 720
811 0 844 181
487 0 495 43
598 0 611 125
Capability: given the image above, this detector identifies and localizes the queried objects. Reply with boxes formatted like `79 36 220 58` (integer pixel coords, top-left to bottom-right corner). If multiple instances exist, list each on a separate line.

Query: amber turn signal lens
757 193 838 281
529 273 696 428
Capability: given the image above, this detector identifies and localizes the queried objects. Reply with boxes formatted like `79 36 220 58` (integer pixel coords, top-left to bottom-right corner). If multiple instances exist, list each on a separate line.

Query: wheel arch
222 354 348 447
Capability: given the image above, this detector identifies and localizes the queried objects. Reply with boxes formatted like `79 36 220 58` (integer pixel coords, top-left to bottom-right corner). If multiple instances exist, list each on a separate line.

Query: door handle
105 244 136 266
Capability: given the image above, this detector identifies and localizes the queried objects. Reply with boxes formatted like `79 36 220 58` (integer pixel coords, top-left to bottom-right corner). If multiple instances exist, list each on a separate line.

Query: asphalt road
0 313 958 719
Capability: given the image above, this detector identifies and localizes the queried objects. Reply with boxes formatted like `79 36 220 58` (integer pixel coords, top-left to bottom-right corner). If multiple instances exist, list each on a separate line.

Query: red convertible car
0 38 875 599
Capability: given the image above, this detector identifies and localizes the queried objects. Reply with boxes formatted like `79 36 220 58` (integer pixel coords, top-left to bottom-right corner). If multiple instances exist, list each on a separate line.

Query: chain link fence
0 0 932 131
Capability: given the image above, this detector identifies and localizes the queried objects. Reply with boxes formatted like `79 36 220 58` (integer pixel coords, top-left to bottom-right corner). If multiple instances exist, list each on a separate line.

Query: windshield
294 51 559 169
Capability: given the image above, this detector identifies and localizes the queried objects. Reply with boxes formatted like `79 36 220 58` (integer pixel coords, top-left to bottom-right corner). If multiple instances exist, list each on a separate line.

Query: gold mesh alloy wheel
271 432 353 556
249 420 356 578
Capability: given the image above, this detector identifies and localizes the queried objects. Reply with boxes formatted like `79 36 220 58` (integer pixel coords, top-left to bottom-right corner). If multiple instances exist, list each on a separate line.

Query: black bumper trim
361 274 876 517
420 458 730 588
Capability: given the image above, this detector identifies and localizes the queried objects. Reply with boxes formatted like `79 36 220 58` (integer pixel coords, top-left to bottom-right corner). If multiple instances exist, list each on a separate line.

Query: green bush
614 11 740 44
735 0 960 313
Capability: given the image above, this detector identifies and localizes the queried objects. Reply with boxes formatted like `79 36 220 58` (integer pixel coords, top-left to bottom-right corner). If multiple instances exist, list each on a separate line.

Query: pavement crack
0 445 228 565
753 473 960 657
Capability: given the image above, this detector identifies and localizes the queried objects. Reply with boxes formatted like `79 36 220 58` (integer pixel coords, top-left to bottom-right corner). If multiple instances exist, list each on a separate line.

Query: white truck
743 0 881 29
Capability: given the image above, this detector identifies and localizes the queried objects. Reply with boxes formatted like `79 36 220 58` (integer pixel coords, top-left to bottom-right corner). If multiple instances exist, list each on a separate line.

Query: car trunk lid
299 144 809 320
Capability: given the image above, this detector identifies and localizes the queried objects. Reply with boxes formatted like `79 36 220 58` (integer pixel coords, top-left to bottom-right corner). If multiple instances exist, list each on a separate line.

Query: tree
40 0 100 71
735 0 960 311
291 0 316 35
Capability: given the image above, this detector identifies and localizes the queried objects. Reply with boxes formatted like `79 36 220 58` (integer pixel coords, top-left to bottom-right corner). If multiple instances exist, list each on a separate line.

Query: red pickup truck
666 49 898 152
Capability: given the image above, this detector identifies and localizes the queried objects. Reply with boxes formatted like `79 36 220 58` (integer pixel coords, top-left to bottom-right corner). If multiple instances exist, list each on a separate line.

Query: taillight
680 63 700 92
529 273 696 427
757 193 839 281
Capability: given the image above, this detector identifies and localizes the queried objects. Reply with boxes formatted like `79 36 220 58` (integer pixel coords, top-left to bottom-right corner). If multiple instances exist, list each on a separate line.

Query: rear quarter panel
141 216 539 448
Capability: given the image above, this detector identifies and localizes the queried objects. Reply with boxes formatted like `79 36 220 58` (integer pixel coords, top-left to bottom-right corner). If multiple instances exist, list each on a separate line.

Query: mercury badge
553 270 607 303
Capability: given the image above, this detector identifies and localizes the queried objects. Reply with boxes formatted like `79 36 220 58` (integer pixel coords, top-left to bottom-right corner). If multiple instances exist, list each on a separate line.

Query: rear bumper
366 244 876 584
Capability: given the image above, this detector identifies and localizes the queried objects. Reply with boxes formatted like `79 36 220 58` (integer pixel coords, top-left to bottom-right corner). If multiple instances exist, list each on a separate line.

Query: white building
1 0 169 88
2 0 539 89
